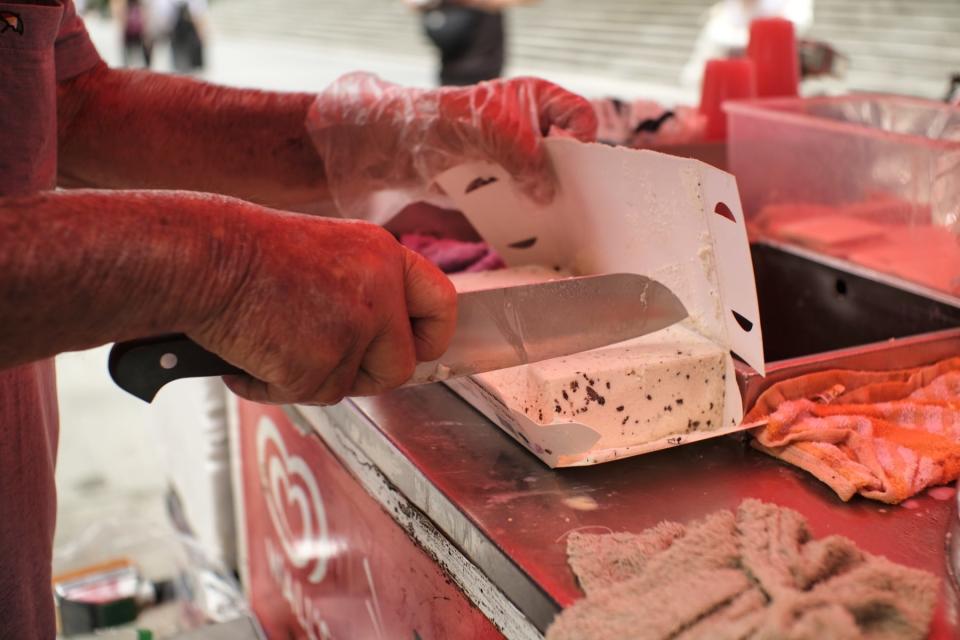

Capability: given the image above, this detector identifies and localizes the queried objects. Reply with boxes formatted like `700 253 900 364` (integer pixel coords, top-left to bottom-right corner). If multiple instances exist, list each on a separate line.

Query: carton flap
698 164 766 375
436 138 765 375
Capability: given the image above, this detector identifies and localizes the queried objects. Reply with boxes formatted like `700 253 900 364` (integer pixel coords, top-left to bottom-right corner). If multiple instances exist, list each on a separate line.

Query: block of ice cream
478 326 727 446
447 267 728 464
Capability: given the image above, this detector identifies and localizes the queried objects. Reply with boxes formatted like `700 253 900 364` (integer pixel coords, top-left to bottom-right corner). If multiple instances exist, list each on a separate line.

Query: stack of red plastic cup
699 58 757 141
747 17 800 98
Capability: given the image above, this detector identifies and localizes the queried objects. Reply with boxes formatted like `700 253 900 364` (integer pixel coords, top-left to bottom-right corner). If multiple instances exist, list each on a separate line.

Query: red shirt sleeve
55 0 103 81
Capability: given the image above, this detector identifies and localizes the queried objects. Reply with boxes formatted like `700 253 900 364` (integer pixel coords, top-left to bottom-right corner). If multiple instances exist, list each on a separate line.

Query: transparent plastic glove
307 73 598 219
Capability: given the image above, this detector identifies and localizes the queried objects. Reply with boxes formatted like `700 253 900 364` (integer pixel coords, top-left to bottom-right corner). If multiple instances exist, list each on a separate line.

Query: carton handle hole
835 278 848 297
508 237 538 249
714 202 736 222
465 176 498 194
732 310 754 332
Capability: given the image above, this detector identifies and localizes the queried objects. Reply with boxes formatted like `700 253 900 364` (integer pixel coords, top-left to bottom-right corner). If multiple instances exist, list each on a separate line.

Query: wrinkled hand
307 73 598 217
191 206 457 404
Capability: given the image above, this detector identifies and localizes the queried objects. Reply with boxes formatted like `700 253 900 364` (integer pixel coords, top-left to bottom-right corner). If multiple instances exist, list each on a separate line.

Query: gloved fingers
402 247 458 362
527 78 599 142
430 85 550 202
434 78 596 202
306 73 596 215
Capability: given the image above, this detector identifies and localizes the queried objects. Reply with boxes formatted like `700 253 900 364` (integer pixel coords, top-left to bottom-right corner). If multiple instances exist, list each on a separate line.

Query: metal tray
303 332 960 637
751 241 960 361
311 340 960 637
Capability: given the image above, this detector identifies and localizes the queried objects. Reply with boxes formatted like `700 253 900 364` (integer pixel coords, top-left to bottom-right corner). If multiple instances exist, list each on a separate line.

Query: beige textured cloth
546 500 937 640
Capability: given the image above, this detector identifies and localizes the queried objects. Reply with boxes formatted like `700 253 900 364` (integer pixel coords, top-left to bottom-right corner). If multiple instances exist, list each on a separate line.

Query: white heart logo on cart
256 416 329 584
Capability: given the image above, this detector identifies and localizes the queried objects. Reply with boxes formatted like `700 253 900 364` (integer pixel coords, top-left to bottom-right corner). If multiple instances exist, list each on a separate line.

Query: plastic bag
53 516 252 637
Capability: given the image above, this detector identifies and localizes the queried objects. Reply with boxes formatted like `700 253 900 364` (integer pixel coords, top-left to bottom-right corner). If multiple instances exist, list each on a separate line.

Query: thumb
402 248 458 362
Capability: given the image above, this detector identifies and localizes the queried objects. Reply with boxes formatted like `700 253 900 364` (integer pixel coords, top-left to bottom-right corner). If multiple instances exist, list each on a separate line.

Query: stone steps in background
209 0 960 100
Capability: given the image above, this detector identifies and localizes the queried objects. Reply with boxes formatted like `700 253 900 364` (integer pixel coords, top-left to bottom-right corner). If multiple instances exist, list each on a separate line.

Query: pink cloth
0 2 102 637
400 233 505 273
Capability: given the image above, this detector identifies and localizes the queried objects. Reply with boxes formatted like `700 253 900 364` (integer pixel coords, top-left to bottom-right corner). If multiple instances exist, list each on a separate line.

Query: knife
108 273 687 402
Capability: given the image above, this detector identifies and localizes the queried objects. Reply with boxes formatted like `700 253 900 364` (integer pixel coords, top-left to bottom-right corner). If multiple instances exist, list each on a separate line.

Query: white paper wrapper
431 139 764 467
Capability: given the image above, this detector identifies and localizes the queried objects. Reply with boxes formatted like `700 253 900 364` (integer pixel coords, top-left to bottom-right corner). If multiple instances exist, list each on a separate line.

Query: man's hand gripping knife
0 191 456 405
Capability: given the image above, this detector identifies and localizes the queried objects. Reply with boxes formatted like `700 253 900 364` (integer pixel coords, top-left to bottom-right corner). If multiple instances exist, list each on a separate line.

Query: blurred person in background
946 74 960 104
111 0 207 71
0 1 596 636
166 0 206 72
408 0 536 86
682 0 813 88
112 0 150 66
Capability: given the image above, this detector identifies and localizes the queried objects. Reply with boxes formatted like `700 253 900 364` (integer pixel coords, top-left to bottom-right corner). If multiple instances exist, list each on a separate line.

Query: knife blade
108 272 687 402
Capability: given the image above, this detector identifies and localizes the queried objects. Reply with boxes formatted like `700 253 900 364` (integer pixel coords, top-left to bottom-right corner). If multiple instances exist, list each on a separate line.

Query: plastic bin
726 94 960 296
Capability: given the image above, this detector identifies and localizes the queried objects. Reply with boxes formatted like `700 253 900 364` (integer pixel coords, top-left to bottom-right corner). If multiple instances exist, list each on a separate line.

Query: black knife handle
108 334 244 402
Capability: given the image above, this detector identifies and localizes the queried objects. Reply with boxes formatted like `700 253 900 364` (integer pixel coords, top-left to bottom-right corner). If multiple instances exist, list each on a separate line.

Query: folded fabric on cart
746 356 960 504
547 499 936 640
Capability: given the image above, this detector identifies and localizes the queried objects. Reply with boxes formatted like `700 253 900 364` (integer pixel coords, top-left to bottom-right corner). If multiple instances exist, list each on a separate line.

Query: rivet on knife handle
108 334 244 402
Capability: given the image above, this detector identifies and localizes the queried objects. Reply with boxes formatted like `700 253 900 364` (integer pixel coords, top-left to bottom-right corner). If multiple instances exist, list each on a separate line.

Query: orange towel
745 356 960 503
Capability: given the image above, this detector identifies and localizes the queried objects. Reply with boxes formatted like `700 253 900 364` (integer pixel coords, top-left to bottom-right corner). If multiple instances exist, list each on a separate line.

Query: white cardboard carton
432 138 764 467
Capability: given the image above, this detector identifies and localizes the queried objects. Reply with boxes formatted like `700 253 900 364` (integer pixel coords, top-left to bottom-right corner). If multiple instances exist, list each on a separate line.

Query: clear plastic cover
728 95 960 295
305 72 597 222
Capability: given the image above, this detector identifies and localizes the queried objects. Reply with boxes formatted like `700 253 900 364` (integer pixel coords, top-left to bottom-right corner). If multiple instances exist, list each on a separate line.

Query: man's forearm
0 190 253 369
57 65 329 211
